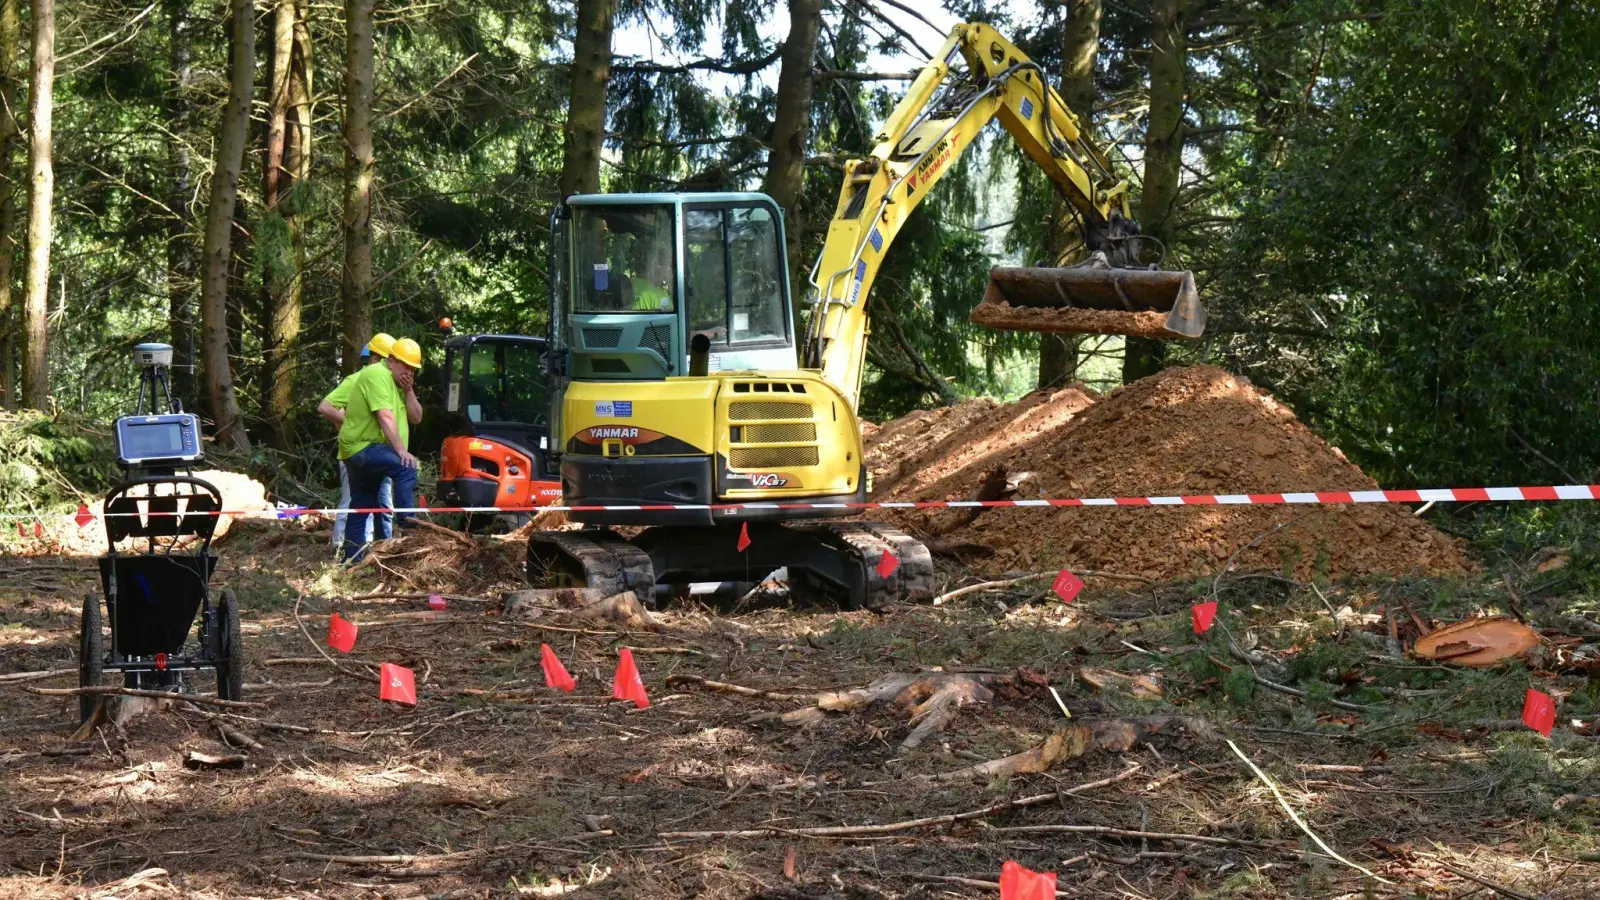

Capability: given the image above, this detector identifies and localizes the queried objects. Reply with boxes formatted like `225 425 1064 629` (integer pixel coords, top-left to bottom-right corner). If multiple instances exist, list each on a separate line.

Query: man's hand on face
395 365 415 391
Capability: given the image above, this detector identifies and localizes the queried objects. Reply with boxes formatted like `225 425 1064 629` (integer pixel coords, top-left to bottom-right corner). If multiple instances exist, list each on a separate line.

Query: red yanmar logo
908 136 957 192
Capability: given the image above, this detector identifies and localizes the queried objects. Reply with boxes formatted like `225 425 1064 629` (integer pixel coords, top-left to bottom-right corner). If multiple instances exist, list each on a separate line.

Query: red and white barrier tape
2 484 1597 524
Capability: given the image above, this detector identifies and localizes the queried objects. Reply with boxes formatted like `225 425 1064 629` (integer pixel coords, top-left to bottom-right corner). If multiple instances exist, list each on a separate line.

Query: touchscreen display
122 421 186 458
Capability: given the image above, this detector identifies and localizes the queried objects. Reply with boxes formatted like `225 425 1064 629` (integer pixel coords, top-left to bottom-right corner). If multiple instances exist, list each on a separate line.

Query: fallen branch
0 668 78 684
659 766 1139 841
931 717 1215 782
905 873 1075 897
1433 861 1544 900
1227 739 1391 884
24 685 262 709
293 594 379 683
343 590 499 606
665 675 810 702
1207 655 1376 712
405 517 478 549
934 568 1152 604
985 824 1253 846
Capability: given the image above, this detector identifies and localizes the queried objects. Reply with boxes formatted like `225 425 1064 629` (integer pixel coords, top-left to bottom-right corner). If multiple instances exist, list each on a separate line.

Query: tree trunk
558 0 615 198
197 0 253 450
19 0 52 411
259 0 295 448
340 0 374 375
268 0 311 435
165 0 198 412
1038 0 1102 392
0 0 22 410
762 0 821 298
1124 0 1185 385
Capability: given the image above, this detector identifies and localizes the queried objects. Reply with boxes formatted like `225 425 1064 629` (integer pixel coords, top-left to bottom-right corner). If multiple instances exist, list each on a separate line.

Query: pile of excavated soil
865 365 1468 581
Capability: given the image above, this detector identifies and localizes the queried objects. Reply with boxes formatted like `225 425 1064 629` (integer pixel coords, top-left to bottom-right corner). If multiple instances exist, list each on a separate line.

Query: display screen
122 421 186 458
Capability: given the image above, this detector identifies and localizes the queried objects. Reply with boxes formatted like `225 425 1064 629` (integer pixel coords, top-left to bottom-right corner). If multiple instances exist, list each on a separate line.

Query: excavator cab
551 194 799 387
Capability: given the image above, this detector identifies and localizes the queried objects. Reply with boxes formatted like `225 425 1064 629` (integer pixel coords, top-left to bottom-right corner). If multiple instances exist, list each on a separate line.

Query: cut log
1413 616 1540 667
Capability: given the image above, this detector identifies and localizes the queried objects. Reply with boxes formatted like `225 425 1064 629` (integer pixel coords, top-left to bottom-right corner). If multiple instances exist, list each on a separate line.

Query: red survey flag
737 521 751 552
379 662 417 706
1052 569 1084 603
1523 688 1555 737
1192 600 1218 635
427 593 447 611
612 648 650 709
876 549 899 579
33 520 42 539
541 643 577 693
75 503 94 528
15 522 23 537
999 860 1056 900
327 613 359 653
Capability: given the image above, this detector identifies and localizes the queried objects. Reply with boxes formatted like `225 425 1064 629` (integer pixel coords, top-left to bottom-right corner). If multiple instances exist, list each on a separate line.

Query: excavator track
526 529 655 599
791 522 935 611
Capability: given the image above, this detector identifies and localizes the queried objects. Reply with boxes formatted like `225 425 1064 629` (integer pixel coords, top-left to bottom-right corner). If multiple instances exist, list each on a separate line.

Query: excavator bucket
970 266 1206 339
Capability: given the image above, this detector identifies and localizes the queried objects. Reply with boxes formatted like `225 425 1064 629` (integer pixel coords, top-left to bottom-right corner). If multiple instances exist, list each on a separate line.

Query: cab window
465 342 548 424
572 205 676 314
682 203 788 346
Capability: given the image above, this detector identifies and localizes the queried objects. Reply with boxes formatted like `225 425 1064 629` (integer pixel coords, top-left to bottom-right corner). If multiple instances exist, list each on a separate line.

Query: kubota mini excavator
529 23 1206 609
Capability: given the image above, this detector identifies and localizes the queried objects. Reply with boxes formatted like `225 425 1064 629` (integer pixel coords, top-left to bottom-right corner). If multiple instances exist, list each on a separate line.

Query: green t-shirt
325 364 408 460
631 277 670 311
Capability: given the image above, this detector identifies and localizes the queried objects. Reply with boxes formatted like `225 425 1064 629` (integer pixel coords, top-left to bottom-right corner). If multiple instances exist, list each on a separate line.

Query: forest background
0 0 1596 508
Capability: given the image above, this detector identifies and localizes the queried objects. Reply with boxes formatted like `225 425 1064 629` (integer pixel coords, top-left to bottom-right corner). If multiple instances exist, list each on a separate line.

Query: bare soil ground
4 517 1598 900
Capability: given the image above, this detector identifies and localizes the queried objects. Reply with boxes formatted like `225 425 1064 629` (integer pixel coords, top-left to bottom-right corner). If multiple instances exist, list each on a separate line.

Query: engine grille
741 422 817 444
729 401 812 421
730 446 820 469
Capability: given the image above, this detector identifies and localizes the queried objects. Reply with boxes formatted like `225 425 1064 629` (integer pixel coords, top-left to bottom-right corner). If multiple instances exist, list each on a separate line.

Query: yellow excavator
529 23 1206 609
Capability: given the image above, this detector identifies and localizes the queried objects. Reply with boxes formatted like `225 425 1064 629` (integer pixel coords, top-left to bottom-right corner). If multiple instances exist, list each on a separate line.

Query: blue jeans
342 444 418 562
334 461 391 552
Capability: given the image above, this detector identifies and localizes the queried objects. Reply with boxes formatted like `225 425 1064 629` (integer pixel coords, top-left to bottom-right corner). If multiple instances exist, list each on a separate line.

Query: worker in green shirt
319 337 425 562
318 334 406 553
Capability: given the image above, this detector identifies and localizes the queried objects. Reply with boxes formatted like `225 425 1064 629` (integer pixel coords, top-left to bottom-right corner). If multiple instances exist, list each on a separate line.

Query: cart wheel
215 589 243 702
78 594 104 724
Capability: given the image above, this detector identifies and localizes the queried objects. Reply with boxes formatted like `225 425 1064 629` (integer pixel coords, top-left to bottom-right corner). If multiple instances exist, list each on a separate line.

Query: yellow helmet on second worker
391 337 423 370
366 332 396 358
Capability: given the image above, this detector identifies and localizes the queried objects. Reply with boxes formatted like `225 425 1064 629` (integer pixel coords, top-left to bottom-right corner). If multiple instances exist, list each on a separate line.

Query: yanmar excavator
529 23 1206 609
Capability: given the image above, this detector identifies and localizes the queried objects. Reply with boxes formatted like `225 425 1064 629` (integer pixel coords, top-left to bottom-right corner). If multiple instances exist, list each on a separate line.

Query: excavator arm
802 23 1204 408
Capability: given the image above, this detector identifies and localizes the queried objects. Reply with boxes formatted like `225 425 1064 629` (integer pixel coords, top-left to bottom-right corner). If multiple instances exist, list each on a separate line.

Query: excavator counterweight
972 265 1205 339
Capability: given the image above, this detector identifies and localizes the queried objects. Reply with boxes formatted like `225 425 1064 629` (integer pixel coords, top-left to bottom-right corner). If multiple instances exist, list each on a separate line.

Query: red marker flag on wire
33 520 42 539
1052 569 1083 603
75 503 94 528
327 614 359 653
541 643 576 693
737 521 751 552
999 861 1056 900
1192 600 1218 635
612 648 649 708
379 663 417 706
427 593 447 611
15 522 23 537
1523 688 1555 737
876 549 899 579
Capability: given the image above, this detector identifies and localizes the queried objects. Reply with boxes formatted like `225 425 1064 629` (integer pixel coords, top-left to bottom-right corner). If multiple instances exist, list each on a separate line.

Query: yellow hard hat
366 332 396 358
391 337 423 370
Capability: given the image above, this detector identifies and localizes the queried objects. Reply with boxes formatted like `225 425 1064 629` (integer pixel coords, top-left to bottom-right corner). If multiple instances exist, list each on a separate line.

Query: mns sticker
725 471 796 489
578 426 664 445
849 260 867 304
1020 97 1034 120
594 400 633 418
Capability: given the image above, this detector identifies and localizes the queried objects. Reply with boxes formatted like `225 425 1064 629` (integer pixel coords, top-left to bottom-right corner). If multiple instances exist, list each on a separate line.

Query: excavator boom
804 24 1205 407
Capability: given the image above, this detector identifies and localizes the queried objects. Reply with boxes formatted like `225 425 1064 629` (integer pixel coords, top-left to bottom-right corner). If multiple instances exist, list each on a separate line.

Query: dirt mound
868 365 1468 581
35 469 276 557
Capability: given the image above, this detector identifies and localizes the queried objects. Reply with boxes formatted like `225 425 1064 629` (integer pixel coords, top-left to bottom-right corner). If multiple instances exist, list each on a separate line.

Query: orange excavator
434 320 562 527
